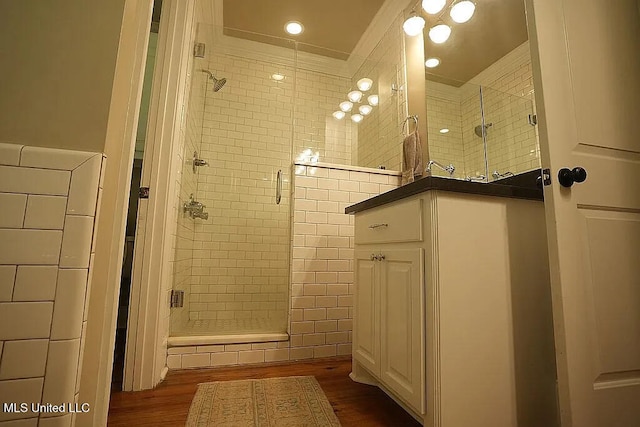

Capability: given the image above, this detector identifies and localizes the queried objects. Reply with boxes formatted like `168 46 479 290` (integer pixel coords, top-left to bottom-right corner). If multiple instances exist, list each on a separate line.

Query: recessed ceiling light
285 21 304 35
271 73 285 81
425 57 441 68
439 128 450 134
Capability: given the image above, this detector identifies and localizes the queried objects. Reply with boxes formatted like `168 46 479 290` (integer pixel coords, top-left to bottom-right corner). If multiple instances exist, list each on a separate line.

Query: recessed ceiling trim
348 0 414 75
211 0 349 77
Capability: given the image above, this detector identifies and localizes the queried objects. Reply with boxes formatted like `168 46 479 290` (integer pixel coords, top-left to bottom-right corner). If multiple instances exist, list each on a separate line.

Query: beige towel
402 130 424 184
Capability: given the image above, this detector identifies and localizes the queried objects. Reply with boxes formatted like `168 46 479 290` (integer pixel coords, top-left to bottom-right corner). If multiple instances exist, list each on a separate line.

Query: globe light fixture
429 23 452 44
339 101 353 112
359 105 373 115
450 1 476 23
271 73 285 81
333 111 346 120
422 0 446 14
348 90 363 103
367 95 379 106
357 78 373 91
351 114 363 123
403 12 425 36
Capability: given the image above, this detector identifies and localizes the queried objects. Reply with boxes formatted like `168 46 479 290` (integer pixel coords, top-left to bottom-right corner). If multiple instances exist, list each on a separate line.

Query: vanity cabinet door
353 251 380 376
379 248 425 414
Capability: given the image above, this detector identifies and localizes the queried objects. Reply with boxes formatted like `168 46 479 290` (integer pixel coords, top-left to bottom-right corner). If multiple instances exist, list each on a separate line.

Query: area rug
186 375 341 426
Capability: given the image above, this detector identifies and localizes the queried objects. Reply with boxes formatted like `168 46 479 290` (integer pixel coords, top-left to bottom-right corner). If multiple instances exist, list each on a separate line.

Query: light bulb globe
422 0 446 14
450 1 475 23
359 105 373 115
357 78 373 91
429 24 451 44
403 15 425 36
339 101 353 112
347 90 363 103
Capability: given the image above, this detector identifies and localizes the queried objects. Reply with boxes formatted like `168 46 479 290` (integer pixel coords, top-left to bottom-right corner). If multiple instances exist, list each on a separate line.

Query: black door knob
558 167 587 188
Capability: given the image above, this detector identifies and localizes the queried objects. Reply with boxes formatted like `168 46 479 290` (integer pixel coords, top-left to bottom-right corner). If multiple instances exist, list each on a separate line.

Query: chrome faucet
426 160 455 176
492 170 514 179
183 194 208 219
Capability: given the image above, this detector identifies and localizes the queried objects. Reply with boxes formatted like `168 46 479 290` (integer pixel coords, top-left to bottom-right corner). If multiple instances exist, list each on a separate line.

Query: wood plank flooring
108 356 421 426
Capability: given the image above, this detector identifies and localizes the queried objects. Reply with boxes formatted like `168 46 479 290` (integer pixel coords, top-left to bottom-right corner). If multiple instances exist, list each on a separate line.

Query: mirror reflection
422 0 540 181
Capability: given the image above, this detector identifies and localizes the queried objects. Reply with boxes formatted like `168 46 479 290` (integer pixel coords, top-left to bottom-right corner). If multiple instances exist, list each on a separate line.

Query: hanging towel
401 130 424 185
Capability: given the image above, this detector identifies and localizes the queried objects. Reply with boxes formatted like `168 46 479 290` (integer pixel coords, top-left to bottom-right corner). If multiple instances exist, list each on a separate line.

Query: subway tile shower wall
166 164 400 369
0 143 104 426
427 41 539 179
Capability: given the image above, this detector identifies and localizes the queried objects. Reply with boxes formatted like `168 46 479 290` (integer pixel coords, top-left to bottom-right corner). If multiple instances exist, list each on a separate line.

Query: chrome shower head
211 76 226 92
201 69 227 92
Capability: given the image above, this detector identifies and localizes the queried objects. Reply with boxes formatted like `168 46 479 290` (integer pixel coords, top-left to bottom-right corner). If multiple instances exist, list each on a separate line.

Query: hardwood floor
108 356 421 426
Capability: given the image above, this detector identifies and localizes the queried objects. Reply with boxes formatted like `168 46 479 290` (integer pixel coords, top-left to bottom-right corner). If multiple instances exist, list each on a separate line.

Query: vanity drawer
355 198 423 244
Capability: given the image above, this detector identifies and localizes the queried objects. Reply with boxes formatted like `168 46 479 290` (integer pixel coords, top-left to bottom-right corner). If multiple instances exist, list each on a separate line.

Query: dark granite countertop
345 170 543 214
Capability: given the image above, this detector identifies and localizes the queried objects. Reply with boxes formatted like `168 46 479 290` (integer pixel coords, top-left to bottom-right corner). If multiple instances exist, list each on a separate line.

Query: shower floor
172 318 286 337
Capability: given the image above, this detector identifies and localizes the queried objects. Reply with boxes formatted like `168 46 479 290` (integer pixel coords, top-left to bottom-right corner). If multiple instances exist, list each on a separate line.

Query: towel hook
402 115 418 136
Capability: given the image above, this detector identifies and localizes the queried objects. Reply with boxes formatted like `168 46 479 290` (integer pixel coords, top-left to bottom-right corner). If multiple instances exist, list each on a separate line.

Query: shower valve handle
558 167 587 188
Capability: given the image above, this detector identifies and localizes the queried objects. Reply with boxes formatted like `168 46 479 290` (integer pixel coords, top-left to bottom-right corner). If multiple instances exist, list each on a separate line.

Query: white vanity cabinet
354 247 424 413
350 190 558 427
352 197 425 414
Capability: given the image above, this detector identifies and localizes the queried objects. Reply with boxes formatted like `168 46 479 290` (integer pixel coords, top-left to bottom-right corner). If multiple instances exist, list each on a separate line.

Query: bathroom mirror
422 0 540 181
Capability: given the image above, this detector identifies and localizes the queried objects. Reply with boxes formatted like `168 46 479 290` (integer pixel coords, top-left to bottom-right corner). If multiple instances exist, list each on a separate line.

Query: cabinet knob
370 254 377 261
378 254 385 260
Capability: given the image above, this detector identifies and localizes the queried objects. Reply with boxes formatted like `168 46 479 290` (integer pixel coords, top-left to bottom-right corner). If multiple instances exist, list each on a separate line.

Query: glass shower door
481 86 539 180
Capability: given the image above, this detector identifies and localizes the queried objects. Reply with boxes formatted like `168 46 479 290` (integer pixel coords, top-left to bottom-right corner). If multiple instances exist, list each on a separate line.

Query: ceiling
220 0 529 85
222 0 386 60
423 0 529 86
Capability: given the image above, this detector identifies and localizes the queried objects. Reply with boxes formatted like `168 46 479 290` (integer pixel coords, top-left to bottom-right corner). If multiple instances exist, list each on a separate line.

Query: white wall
0 0 126 152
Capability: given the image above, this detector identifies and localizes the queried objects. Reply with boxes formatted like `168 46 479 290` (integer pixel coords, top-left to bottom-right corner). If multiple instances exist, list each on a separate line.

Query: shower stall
425 81 539 181
167 21 367 342
169 30 297 340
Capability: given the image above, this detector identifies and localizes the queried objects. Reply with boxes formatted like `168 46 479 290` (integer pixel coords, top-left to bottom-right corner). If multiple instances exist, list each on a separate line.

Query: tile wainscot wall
0 143 104 427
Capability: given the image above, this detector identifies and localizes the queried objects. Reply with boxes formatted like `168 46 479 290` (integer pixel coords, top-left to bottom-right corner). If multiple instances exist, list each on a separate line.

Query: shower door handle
276 169 282 204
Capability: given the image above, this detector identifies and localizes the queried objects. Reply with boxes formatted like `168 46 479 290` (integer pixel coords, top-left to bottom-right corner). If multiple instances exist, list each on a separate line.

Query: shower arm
425 160 455 176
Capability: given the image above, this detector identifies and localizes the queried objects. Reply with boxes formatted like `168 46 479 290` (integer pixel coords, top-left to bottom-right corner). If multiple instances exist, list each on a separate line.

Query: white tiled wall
0 143 103 426
426 41 540 179
166 163 399 369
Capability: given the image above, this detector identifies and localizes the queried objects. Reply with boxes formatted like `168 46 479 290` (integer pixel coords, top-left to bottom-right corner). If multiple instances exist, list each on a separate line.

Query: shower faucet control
183 194 209 220
192 151 209 173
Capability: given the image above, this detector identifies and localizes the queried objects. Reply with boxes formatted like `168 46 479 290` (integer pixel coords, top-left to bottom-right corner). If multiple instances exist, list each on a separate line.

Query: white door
528 0 640 426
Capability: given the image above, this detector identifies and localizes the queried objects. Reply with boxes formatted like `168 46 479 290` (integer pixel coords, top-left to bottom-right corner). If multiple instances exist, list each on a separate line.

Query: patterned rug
186 376 342 426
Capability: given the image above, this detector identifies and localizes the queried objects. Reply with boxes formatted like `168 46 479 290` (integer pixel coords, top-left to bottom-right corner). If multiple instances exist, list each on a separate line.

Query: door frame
123 0 197 391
